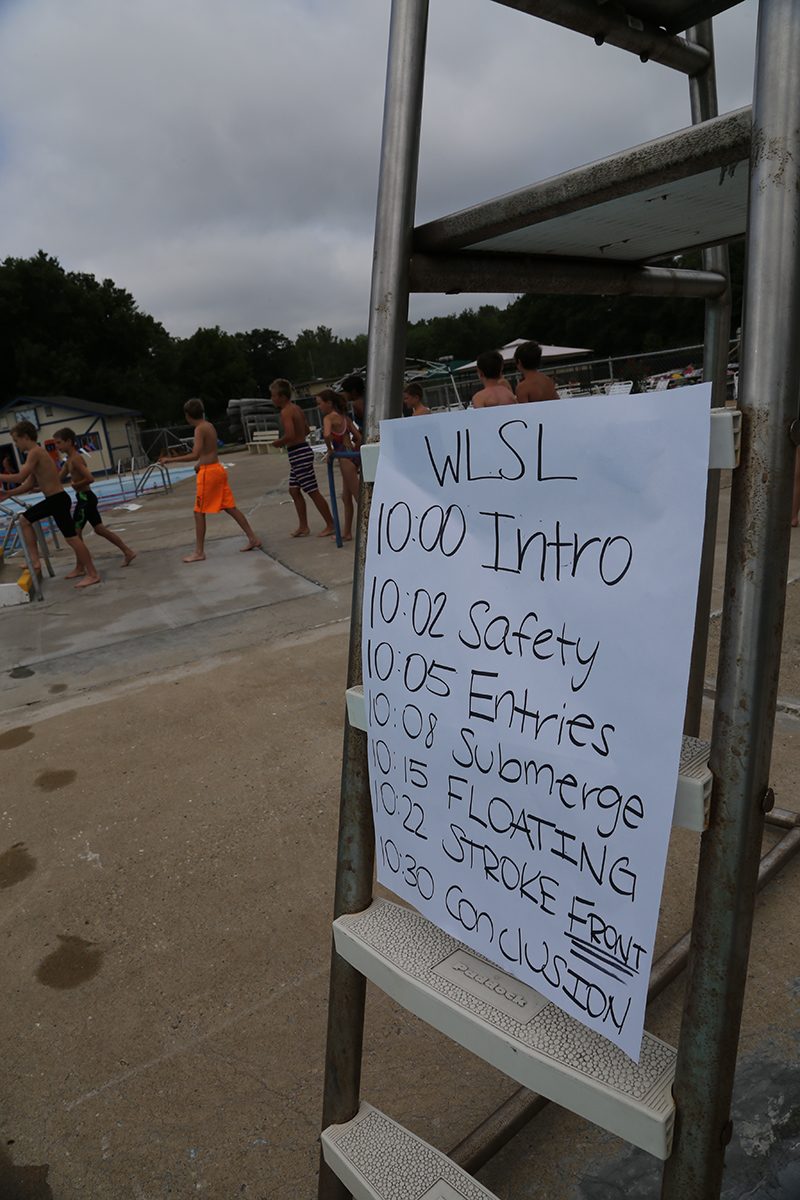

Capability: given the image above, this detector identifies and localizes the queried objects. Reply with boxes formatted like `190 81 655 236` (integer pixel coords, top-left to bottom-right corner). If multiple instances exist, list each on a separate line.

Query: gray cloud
0 0 757 339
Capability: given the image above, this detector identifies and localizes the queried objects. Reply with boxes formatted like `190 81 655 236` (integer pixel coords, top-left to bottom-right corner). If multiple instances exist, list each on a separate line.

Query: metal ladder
318 3 800 1197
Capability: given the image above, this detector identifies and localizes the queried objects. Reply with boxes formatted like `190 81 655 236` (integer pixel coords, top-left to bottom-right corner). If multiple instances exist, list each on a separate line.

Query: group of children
0 421 135 589
268 377 366 541
0 343 556 584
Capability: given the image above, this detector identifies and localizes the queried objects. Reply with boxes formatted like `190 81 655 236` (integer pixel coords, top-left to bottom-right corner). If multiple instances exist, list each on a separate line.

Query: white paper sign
362 390 710 1060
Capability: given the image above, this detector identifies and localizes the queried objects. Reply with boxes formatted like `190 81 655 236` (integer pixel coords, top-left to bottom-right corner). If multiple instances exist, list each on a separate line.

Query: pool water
0 463 198 541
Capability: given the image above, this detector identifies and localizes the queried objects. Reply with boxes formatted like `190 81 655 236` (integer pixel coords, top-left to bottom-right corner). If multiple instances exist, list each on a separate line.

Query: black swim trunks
23 491 76 539
73 489 102 532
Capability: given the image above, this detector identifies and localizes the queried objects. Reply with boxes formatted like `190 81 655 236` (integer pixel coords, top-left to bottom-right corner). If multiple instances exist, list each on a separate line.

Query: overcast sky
0 0 758 341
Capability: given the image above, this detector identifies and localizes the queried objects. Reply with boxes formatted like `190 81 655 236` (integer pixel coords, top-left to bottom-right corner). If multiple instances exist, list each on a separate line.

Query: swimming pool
0 463 199 546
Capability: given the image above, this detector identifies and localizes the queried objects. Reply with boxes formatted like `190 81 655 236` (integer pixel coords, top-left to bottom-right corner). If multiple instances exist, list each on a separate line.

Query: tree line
0 247 743 428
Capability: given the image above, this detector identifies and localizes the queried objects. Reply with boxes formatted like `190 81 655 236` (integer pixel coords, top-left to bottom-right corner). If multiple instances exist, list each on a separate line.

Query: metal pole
663 3 800 1196
364 0 429 441
318 2 429 1196
683 19 733 737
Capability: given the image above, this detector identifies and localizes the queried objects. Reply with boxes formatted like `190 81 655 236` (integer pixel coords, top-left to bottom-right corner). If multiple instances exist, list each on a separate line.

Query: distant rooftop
3 395 141 418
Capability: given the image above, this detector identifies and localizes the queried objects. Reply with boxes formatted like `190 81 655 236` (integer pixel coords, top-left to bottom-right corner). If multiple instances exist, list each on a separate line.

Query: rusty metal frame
662 2 800 1195
317 0 429 1196
491 0 744 57
318 3 800 1199
489 0 712 74
409 251 727 297
683 17 732 736
413 107 751 256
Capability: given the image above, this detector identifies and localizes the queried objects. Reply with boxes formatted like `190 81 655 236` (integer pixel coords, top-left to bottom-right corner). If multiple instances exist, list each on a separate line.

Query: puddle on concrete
0 1145 53 1200
34 769 76 792
0 843 36 890
9 666 34 679
0 726 34 751
575 1050 800 1199
35 935 103 989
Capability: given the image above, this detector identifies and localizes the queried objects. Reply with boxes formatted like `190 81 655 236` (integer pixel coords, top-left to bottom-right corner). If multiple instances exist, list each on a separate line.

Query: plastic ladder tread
322 1101 500 1200
334 899 675 1159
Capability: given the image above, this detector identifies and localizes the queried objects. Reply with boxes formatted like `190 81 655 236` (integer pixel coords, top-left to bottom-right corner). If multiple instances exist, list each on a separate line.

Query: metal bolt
761 787 775 814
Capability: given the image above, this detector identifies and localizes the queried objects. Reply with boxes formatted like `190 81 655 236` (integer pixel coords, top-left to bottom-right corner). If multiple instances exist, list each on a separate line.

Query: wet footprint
35 935 104 989
0 843 36 890
34 769 76 791
0 1145 53 1200
0 726 34 751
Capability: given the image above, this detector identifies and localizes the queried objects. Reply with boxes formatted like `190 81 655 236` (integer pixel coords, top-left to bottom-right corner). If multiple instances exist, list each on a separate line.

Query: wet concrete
0 458 798 1197
576 1051 800 1199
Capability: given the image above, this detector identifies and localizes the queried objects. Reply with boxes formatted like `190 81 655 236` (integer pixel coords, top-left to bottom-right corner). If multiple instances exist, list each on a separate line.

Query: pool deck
1 451 800 1199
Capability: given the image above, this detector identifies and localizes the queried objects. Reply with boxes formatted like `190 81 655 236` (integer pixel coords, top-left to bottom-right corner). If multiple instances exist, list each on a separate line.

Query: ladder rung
346 686 711 833
322 1101 501 1200
334 899 676 1159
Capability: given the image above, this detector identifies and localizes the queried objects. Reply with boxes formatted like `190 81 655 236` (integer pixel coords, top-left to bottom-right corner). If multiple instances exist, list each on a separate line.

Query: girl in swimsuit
317 389 362 541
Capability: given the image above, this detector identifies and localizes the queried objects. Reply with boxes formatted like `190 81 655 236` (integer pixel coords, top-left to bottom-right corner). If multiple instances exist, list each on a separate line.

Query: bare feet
342 534 353 541
317 526 336 538
182 552 206 563
240 538 262 552
121 550 137 567
290 528 310 538
65 566 86 579
74 574 101 589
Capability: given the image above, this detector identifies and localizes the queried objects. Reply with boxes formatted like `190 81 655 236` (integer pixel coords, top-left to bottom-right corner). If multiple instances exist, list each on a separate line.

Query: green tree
174 326 256 418
235 328 294 394
289 326 369 382
0 251 178 423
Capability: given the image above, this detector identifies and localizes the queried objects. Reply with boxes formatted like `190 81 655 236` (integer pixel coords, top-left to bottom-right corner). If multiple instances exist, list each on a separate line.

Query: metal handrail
133 461 173 497
326 450 361 548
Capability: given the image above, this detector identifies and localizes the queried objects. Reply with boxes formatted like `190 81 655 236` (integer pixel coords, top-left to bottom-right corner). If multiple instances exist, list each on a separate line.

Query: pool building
0 395 143 477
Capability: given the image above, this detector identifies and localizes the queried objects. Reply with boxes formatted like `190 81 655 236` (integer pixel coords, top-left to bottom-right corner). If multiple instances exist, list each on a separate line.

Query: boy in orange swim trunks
161 399 261 562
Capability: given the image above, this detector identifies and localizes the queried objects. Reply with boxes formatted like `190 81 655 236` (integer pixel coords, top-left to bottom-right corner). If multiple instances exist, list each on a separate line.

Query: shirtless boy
270 378 335 538
514 341 559 403
403 383 431 416
0 420 100 588
161 399 261 562
54 428 136 575
472 350 516 408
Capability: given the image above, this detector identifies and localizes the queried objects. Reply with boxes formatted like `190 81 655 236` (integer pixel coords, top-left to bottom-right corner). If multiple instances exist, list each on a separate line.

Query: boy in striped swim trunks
161 399 261 562
270 378 335 538
54 428 136 574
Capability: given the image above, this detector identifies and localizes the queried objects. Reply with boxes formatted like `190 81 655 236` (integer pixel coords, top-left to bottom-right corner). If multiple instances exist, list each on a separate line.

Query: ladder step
346 686 711 833
322 1101 500 1200
676 735 713 832
334 899 675 1159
